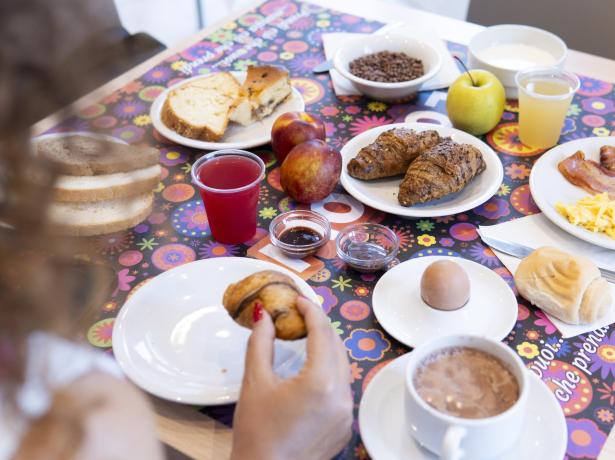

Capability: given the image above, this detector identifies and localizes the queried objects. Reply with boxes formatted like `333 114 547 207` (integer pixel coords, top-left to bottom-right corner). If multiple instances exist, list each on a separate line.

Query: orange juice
516 68 579 149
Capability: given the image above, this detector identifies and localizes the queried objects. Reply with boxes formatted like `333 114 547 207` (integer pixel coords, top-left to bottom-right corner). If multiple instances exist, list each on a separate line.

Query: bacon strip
558 150 615 198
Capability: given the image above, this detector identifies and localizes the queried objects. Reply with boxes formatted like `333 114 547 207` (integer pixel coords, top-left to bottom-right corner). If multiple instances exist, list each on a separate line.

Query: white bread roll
514 246 611 325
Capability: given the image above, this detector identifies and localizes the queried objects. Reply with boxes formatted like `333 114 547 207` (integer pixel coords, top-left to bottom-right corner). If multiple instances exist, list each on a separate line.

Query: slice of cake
230 65 292 126
161 72 241 141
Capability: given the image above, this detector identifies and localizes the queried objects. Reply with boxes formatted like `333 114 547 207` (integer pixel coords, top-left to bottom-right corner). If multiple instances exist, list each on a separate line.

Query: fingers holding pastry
296 297 349 382
244 306 276 382
223 270 307 340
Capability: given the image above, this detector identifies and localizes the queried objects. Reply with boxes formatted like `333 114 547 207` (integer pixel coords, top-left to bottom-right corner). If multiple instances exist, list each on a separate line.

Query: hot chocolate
413 347 519 419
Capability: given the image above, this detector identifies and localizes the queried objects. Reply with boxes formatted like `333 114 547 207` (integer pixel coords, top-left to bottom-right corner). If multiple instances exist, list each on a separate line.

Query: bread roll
223 270 306 340
514 247 611 324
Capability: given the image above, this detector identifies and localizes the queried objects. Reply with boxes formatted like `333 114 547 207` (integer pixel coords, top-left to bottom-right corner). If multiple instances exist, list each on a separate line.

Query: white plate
150 71 305 151
340 122 503 217
359 353 567 460
372 256 517 348
530 136 615 250
112 257 317 405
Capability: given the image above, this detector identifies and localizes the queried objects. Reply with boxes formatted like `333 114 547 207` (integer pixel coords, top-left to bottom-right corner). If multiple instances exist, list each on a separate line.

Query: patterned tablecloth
49 0 615 458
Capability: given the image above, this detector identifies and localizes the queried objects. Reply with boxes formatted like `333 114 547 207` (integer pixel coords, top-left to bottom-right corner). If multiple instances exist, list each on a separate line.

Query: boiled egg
420 260 470 311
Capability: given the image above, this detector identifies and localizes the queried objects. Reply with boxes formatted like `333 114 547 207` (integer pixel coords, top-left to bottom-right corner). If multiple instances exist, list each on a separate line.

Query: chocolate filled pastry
223 270 307 340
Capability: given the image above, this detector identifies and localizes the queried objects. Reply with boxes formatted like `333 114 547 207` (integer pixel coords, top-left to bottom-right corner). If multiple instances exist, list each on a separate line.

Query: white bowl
468 24 567 99
333 33 442 102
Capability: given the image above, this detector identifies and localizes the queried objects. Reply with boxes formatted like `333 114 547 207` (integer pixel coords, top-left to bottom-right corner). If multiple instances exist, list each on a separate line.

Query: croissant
514 247 611 325
398 139 486 206
223 270 306 340
347 128 441 180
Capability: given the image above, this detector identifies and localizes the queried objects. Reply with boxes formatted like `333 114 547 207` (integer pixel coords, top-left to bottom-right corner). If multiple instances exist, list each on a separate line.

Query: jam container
269 210 331 259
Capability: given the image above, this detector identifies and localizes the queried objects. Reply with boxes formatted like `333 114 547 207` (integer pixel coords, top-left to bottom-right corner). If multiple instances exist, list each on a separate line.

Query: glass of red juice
191 149 265 244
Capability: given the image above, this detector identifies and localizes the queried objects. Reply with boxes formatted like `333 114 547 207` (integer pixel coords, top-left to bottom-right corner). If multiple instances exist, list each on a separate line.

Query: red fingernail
253 302 263 323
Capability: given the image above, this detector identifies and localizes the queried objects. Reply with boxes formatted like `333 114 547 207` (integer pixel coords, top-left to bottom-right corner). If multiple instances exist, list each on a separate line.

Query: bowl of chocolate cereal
333 33 441 102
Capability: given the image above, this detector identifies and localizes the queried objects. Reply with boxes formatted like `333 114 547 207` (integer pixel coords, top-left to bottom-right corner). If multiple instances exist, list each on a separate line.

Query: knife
480 233 615 282
312 22 405 74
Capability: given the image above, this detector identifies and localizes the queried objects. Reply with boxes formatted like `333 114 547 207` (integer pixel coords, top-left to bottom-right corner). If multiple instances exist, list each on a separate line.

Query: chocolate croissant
223 270 307 340
347 128 441 180
398 138 486 206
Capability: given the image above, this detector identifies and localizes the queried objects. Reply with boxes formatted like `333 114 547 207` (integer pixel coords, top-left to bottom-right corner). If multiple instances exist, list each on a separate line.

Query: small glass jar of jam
269 210 331 259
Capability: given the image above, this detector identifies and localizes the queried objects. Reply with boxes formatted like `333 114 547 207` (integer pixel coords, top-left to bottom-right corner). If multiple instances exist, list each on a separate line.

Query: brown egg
420 260 470 311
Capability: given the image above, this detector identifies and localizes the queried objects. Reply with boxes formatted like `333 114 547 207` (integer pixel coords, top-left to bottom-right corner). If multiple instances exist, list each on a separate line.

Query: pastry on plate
230 65 292 126
347 128 441 180
161 72 241 141
398 138 486 206
514 246 611 325
223 270 306 340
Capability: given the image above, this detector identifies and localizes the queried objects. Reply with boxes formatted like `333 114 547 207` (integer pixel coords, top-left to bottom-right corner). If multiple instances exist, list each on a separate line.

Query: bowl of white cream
468 24 567 99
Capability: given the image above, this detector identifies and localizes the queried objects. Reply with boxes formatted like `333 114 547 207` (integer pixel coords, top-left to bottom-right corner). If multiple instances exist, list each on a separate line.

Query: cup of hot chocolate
404 335 528 460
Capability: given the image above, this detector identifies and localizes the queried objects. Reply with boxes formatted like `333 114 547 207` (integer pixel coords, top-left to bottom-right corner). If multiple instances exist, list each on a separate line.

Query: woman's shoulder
19 331 123 417
7 333 163 460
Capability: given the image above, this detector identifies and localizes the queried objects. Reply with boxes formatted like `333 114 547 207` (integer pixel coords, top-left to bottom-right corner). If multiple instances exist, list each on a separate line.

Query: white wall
114 0 469 48
114 0 201 46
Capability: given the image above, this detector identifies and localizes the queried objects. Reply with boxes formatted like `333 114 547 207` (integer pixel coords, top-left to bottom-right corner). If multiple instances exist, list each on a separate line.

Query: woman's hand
231 297 353 460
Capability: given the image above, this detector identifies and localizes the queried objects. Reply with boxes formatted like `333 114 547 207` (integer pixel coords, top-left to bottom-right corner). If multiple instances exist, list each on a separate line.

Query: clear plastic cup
191 149 265 244
515 67 580 149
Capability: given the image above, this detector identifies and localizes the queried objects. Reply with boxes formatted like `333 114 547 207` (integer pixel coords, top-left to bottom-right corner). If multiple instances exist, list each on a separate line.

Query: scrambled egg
556 192 615 239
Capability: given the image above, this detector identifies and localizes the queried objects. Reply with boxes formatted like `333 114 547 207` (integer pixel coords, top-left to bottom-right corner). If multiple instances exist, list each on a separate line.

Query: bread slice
53 164 161 202
36 135 159 176
230 65 292 126
161 72 241 141
48 192 153 236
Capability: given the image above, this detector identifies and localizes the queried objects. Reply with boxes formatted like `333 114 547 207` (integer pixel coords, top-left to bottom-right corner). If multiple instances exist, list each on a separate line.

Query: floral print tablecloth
48 0 615 458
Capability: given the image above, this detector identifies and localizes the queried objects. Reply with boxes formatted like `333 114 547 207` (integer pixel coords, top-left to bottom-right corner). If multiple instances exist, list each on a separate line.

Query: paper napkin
321 25 460 97
478 214 615 339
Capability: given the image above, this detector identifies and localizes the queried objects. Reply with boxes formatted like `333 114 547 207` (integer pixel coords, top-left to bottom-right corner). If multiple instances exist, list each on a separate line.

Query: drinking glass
191 149 265 244
515 67 580 149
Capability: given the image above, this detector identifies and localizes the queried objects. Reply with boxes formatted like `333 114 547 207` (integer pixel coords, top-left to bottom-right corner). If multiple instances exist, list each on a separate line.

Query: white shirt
0 332 122 459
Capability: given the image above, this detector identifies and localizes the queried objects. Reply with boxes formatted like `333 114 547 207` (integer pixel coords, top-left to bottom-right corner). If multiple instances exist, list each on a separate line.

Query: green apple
446 69 505 136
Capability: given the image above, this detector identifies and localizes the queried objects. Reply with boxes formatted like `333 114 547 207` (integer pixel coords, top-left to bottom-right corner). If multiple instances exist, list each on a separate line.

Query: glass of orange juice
515 67 580 149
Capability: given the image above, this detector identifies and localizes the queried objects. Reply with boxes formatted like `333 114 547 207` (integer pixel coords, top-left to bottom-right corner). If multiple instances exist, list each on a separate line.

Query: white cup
404 335 529 460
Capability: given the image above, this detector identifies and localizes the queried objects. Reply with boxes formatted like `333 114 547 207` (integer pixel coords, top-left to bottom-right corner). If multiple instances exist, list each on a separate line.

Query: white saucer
150 71 305 151
340 122 503 217
372 256 517 348
112 257 317 405
359 353 567 460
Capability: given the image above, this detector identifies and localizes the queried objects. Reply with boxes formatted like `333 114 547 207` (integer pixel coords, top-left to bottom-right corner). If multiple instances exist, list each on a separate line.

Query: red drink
192 150 265 244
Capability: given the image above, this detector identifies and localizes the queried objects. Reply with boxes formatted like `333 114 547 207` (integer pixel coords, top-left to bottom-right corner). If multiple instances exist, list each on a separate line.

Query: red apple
271 112 326 164
280 139 341 204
